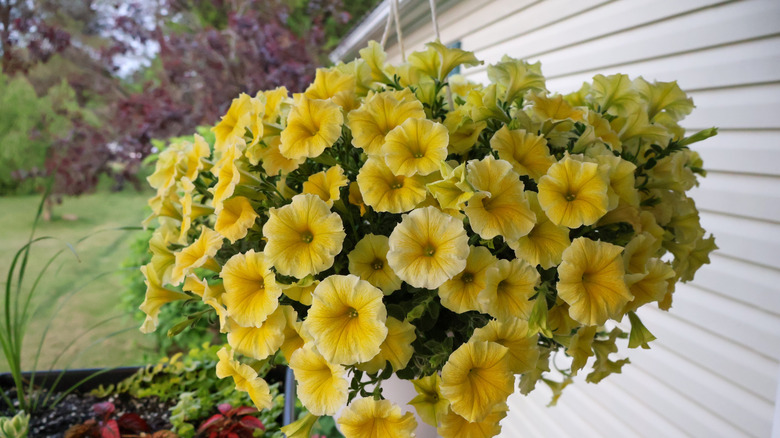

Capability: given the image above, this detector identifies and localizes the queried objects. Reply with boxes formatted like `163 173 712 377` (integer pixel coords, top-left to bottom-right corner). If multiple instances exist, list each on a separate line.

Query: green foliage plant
0 410 30 438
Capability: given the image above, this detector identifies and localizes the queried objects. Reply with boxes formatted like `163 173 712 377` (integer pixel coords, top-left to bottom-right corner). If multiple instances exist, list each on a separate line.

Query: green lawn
0 189 159 373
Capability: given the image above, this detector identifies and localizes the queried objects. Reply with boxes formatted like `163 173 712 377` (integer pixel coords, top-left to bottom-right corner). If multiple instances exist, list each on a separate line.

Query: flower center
390 177 404 190
301 231 314 243
462 272 474 283
371 259 384 270
424 245 436 257
347 307 359 318
565 192 577 202
413 152 424 158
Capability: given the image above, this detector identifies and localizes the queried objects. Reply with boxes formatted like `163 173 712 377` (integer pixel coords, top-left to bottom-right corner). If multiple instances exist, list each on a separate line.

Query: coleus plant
196 403 265 438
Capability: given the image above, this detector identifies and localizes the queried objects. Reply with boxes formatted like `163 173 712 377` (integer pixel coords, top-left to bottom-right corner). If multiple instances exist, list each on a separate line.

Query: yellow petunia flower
440 341 514 422
210 145 257 214
262 194 346 278
212 93 253 154
508 191 571 269
387 206 470 290
357 316 416 373
487 56 546 103
470 318 539 374
247 136 305 175
359 40 391 83
261 86 292 125
537 155 610 228
215 347 272 410
527 92 585 123
338 398 417 438
623 258 675 314
282 277 317 306
170 226 223 286
280 94 343 160
221 250 282 328
479 258 540 320
464 156 536 241
443 108 486 155
280 306 309 361
437 403 508 438
183 274 228 333
289 345 349 416
348 182 367 216
438 246 497 314
302 164 349 206
348 234 402 294
347 89 425 155
409 373 450 428
490 126 555 181
383 118 449 177
422 40 483 81
557 237 633 326
214 196 258 244
226 305 286 360
426 161 475 211
304 67 358 111
148 224 178 285
139 263 190 334
590 73 640 116
356 157 427 214
302 275 388 365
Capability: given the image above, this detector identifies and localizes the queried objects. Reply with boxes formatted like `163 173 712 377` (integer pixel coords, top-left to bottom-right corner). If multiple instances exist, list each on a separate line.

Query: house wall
343 0 780 436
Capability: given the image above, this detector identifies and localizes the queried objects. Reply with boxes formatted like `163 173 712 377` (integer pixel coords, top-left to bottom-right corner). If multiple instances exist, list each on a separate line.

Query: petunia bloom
387 206 470 290
303 165 349 207
437 403 508 438
263 194 346 278
347 89 426 155
212 93 253 154
170 226 223 286
537 155 610 228
508 191 571 269
383 118 449 177
215 347 272 411
356 157 427 213
348 234 402 294
338 398 417 438
302 275 388 365
479 258 540 321
438 246 497 314
490 126 556 181
557 237 633 326
226 305 286 360
280 94 343 160
214 196 258 244
464 156 536 241
289 345 348 416
440 341 514 422
221 250 282 327
139 263 190 334
409 374 450 427
356 316 416 374
470 318 539 374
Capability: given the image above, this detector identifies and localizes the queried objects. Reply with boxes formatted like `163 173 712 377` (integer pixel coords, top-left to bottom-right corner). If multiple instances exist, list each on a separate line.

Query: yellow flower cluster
140 40 716 437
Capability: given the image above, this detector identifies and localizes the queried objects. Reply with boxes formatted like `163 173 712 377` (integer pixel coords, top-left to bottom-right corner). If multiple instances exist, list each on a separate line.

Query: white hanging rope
428 0 440 41
391 0 406 62
380 6 394 47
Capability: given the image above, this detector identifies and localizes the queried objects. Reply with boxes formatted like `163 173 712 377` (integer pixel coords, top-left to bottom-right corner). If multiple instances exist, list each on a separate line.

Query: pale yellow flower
440 341 514 422
170 227 223 285
383 118 449 177
487 56 546 103
387 206 470 290
409 374 450 427
443 108 486 155
347 89 425 155
470 318 539 374
623 258 675 314
302 275 388 365
356 157 427 214
221 250 281 327
303 165 349 206
304 67 358 111
537 155 610 228
263 194 346 278
289 345 348 415
490 126 555 181
280 94 343 160
438 404 508 438
282 277 317 306
426 161 475 211
250 136 305 175
139 263 190 334
214 196 258 244
338 398 417 438
226 305 286 360
508 191 571 269
359 40 391 83
215 347 272 410
357 316 416 373
280 306 307 361
438 246 497 314
348 234 402 294
212 93 253 154
183 274 228 333
464 156 536 241
558 237 633 326
479 258 540 320
527 92 585 122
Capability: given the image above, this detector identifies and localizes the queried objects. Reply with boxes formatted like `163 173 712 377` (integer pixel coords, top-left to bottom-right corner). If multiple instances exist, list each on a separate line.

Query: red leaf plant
196 403 265 438
64 401 156 438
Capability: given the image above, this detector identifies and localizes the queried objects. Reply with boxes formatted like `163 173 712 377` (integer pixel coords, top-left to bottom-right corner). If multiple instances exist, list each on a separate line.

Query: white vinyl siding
335 0 780 436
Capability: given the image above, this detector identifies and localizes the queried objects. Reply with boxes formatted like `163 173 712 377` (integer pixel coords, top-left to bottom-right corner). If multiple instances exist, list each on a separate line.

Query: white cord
428 0 440 41
380 6 393 47
391 0 405 62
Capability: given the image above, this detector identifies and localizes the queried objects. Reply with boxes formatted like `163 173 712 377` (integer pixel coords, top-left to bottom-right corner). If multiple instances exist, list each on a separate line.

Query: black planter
0 367 142 395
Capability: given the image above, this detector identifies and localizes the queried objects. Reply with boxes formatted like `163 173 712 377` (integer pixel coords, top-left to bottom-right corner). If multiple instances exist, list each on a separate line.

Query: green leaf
627 312 656 349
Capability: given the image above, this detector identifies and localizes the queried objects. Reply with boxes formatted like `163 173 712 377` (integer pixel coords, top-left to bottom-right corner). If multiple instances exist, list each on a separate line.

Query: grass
0 188 158 373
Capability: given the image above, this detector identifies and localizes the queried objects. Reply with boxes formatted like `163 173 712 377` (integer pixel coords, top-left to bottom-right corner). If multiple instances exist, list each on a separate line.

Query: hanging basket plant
139 39 717 437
